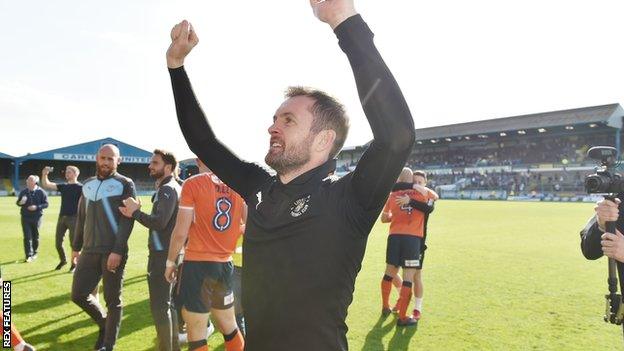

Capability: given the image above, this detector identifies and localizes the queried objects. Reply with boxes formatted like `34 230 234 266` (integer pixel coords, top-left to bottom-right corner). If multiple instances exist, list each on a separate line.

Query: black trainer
381 307 392 316
55 261 67 270
396 317 418 327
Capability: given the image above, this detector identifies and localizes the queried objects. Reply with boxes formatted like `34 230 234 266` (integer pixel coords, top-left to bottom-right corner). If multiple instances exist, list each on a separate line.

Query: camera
584 146 624 194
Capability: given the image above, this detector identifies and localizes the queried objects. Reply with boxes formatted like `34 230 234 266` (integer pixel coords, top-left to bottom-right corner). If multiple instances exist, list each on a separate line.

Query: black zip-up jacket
132 175 181 252
169 14 415 351
16 186 48 219
72 172 137 255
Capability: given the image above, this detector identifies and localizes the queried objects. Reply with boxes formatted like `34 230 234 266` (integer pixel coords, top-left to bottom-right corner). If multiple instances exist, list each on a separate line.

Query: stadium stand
338 103 624 201
5 137 155 195
0 152 14 195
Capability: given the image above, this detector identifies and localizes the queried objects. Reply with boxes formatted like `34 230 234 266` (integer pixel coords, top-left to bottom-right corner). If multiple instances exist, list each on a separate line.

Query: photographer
581 196 624 263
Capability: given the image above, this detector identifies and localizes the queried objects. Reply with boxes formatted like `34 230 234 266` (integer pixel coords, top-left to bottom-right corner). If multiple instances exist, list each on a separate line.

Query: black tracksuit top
169 14 415 351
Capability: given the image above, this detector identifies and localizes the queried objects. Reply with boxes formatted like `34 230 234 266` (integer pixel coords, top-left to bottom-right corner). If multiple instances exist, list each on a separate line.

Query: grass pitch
0 197 620 350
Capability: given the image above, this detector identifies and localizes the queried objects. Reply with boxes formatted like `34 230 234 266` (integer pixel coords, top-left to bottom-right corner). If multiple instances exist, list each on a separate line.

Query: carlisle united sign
53 153 150 164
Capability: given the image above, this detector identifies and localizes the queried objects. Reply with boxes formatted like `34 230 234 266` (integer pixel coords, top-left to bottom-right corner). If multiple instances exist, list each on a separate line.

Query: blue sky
2 0 623 162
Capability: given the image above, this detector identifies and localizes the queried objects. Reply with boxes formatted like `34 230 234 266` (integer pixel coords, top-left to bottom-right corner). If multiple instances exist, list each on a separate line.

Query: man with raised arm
166 1 415 349
41 165 82 271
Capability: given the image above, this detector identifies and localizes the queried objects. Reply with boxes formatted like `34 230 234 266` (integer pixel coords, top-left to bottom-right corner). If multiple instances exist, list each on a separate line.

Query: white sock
14 341 26 351
414 297 423 312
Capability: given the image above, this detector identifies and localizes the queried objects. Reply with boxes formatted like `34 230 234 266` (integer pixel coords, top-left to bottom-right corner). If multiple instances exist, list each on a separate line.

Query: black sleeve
336 15 415 211
38 190 49 210
408 199 434 214
72 196 86 251
392 182 413 192
112 180 137 255
580 216 604 260
57 183 66 193
15 190 26 207
168 67 271 199
133 186 177 231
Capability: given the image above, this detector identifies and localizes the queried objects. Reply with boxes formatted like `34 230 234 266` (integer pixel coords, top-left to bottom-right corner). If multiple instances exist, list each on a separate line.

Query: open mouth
269 138 284 152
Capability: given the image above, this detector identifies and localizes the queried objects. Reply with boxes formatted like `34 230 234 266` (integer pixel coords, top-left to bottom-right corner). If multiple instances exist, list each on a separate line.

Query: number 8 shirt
179 172 244 262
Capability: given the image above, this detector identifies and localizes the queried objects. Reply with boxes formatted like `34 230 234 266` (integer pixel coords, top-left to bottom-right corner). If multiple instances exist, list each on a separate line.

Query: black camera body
585 146 624 194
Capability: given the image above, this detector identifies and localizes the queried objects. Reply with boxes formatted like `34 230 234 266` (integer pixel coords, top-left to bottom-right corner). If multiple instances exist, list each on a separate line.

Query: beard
150 168 165 180
96 163 115 178
265 133 314 175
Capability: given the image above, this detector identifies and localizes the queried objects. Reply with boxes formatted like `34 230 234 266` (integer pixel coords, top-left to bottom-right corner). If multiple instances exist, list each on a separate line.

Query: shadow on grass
1 259 22 266
27 297 154 350
13 292 73 314
361 314 396 351
387 321 417 351
11 269 65 284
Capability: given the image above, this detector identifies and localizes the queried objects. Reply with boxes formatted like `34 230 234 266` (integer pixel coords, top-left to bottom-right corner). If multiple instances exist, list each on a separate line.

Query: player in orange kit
381 168 437 326
165 158 245 351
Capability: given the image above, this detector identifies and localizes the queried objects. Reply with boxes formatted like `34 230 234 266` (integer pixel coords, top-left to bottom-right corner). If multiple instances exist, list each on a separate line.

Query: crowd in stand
339 132 616 195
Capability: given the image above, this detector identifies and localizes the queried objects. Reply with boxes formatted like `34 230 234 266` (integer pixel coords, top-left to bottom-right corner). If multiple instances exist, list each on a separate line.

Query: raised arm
41 167 58 191
312 1 415 210
166 20 270 198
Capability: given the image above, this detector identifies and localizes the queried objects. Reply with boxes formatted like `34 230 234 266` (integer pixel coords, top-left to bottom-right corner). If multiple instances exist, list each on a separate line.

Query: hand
72 251 80 265
119 197 141 218
27 205 37 211
395 194 410 207
601 230 624 262
164 265 177 283
166 20 199 68
107 253 122 273
19 196 27 205
310 0 357 30
595 198 620 231
413 184 428 195
42 166 51 176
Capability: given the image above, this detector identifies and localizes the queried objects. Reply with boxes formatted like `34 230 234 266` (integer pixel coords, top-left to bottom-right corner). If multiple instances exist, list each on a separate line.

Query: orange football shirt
179 172 244 262
383 188 435 238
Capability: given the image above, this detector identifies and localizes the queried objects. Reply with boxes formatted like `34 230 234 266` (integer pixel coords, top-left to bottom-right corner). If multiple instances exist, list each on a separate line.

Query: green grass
0 197 620 350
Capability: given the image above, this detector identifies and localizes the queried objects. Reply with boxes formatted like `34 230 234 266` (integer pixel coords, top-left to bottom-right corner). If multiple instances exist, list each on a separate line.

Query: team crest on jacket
290 194 311 217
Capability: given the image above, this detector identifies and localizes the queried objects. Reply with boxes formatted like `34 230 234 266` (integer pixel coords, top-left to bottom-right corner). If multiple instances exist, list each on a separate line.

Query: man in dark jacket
166 1 415 349
119 149 181 351
71 144 136 351
16 175 48 262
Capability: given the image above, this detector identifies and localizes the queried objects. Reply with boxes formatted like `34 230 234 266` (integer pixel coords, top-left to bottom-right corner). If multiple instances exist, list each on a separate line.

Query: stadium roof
414 103 624 140
0 152 13 159
16 137 152 164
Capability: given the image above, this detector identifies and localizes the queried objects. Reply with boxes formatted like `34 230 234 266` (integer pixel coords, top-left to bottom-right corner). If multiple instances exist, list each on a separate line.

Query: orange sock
381 275 393 309
398 282 413 320
224 329 244 351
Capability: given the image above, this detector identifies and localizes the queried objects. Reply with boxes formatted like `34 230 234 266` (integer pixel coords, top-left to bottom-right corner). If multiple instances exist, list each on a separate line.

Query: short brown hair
285 86 350 159
413 170 427 180
153 149 178 170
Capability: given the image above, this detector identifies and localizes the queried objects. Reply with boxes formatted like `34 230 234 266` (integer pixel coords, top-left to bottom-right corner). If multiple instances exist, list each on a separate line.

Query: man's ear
314 129 336 153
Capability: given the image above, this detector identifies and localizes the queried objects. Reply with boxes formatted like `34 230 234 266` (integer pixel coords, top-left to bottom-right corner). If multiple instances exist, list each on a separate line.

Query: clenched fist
167 20 199 69
595 198 620 231
310 0 357 30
